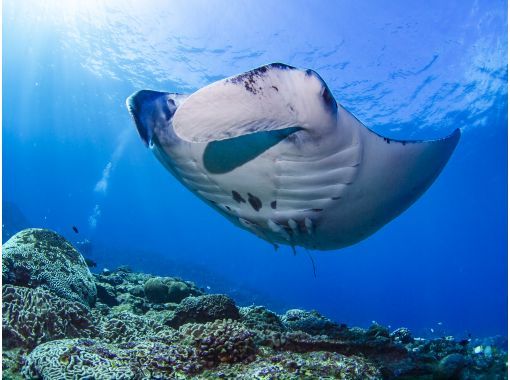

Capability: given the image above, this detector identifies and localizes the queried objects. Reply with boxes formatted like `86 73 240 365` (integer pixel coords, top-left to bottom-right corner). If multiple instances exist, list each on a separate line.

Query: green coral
144 276 203 304
143 277 169 303
2 229 96 306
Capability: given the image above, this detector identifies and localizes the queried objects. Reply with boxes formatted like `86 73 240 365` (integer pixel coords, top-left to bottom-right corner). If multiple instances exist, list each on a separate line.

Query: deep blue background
3 0 507 338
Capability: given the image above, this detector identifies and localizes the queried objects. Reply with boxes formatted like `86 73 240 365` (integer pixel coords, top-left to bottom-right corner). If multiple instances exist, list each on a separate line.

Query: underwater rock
2 285 97 349
128 284 145 298
144 276 203 304
391 327 414 344
281 309 343 338
240 306 285 333
95 282 119 306
434 353 465 379
2 228 97 306
143 277 169 303
168 294 240 328
239 306 285 346
179 319 257 367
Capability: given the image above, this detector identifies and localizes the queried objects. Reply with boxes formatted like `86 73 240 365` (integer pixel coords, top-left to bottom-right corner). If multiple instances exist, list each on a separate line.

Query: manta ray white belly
127 63 460 250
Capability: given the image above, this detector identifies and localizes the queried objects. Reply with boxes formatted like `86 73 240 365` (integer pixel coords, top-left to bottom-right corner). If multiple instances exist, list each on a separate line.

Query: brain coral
2 285 98 349
22 338 199 378
2 229 96 306
98 311 168 344
22 339 136 380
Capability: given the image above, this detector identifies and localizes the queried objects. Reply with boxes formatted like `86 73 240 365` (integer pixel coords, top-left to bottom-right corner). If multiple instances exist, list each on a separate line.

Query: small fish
72 226 79 234
84 258 97 268
437 322 443 325
430 328 435 333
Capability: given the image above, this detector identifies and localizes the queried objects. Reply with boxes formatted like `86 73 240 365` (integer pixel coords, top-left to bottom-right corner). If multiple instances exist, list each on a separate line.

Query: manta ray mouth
126 90 171 147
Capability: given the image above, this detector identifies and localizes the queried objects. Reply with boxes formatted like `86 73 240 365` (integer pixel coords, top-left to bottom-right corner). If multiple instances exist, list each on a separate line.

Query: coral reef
240 305 285 333
2 230 507 379
168 294 240 327
2 285 97 349
144 276 203 303
2 229 96 306
281 308 344 338
98 311 168 344
94 268 204 315
178 319 257 367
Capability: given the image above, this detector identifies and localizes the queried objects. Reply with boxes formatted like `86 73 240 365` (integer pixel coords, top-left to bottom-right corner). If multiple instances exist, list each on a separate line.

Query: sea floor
2 228 508 379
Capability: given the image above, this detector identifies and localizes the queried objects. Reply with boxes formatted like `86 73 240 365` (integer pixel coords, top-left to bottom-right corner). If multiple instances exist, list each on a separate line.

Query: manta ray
127 63 460 250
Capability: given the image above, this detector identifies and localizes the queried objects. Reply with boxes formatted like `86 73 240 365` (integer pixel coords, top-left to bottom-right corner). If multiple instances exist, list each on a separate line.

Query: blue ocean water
3 0 507 339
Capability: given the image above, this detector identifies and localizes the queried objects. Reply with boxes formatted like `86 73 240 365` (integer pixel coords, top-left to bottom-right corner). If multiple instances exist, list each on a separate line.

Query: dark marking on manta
366 125 449 146
204 127 302 174
331 196 341 200
271 86 279 92
232 191 246 203
228 66 268 95
269 63 293 70
225 205 232 211
310 208 323 212
270 200 277 209
321 87 336 110
248 193 262 211
227 63 295 95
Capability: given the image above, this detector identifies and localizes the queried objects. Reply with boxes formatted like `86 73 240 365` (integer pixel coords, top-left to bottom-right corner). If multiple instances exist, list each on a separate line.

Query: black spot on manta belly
270 200 277 209
232 191 246 203
247 193 262 211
